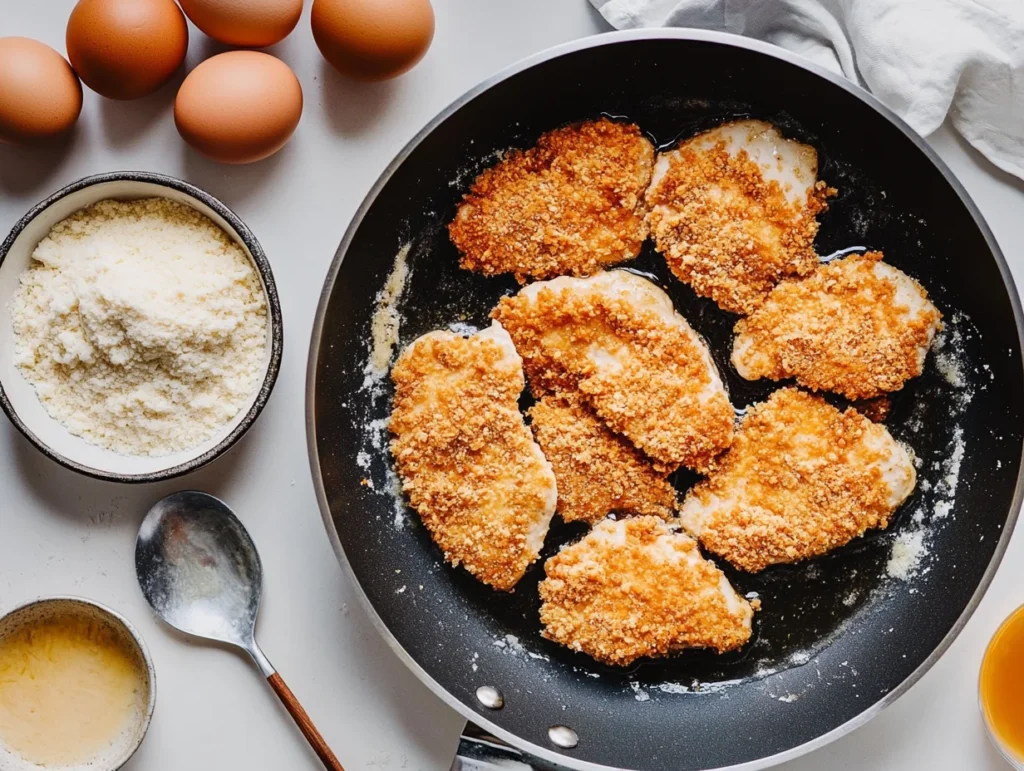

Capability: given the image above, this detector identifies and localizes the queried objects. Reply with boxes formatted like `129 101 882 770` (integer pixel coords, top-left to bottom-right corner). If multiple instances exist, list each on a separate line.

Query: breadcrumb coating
529 395 677 524
646 120 832 314
390 322 557 591
680 388 916 573
732 252 942 400
539 517 754 666
493 271 734 472
449 119 655 282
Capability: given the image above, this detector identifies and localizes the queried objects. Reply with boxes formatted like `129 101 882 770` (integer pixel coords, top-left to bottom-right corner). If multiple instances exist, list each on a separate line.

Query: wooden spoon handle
267 672 345 771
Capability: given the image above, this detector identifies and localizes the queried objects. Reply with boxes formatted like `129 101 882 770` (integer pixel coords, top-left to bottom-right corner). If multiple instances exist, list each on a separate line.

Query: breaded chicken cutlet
732 252 942 400
539 517 755 667
449 118 655 282
493 270 734 472
679 387 916 573
529 395 677 524
389 322 557 591
645 119 833 314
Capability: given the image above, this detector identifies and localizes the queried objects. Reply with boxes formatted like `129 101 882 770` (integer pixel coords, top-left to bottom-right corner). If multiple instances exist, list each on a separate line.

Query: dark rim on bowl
0 171 284 484
0 595 157 771
305 29 1024 771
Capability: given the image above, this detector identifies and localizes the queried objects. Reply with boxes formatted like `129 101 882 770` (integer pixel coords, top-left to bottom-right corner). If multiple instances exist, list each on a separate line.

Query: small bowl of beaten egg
980 604 1024 769
0 171 283 483
0 597 156 771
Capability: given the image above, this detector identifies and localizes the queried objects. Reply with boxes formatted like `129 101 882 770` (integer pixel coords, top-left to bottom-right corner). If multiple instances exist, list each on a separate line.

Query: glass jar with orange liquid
980 605 1024 769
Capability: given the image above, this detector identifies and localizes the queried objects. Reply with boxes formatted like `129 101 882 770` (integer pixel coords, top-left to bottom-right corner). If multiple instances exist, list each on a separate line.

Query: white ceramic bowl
0 172 283 482
0 596 157 771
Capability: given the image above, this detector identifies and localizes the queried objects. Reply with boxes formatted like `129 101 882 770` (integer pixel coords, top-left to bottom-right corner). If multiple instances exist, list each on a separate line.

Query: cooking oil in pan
980 604 1024 768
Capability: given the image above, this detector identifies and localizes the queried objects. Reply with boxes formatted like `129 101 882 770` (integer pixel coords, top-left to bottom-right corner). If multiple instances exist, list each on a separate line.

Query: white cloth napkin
590 0 1024 180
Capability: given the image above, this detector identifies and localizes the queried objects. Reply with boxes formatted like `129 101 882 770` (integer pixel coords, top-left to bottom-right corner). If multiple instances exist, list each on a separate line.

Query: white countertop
1 2 1023 770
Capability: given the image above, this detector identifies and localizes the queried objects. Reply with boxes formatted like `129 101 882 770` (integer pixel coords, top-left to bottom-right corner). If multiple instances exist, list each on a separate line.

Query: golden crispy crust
492 272 735 472
680 388 915 573
449 119 655 282
539 517 754 666
529 395 677 524
390 325 556 591
646 123 831 314
732 252 942 400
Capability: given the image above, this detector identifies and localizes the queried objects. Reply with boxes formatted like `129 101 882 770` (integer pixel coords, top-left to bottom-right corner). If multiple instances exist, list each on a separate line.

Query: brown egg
179 0 303 47
175 52 303 164
0 38 82 144
312 0 434 81
66 0 188 100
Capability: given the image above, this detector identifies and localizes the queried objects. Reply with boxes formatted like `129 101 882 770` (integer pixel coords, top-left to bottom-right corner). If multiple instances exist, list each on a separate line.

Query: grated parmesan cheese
10 198 267 457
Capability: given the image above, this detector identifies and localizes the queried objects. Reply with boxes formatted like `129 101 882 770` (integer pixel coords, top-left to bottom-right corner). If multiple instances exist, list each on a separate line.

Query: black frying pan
306 30 1024 771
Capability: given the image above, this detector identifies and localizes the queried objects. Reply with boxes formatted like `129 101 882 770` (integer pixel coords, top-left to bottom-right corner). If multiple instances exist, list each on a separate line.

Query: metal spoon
135 490 344 771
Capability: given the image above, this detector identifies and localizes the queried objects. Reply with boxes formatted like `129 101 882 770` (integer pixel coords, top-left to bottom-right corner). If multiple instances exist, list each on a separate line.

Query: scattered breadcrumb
389 322 556 590
363 242 412 391
539 517 754 666
493 271 733 471
887 530 927 580
449 119 654 282
680 388 916 572
529 394 677 523
732 253 942 399
933 319 970 390
645 120 832 314
887 422 968 581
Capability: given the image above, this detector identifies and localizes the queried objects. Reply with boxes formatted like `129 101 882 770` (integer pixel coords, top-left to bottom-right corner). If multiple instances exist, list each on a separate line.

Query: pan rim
305 28 1024 771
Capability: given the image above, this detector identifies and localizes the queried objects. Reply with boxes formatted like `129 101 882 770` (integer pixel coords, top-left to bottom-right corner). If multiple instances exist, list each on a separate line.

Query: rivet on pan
548 725 579 749
475 685 504 709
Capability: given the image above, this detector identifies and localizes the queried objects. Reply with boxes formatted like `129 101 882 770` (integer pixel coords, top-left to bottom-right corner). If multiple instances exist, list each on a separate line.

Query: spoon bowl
136 491 342 769
136 491 269 669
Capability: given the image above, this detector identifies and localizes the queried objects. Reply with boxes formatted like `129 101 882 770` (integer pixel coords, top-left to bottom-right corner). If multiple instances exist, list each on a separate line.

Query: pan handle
451 723 530 770
450 723 572 771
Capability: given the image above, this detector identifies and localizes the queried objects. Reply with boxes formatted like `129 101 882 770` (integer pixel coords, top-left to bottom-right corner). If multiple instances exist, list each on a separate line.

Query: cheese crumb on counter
11 198 267 456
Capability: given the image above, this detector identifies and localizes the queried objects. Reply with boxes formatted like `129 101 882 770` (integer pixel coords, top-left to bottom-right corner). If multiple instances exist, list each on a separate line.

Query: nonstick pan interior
308 31 1024 771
